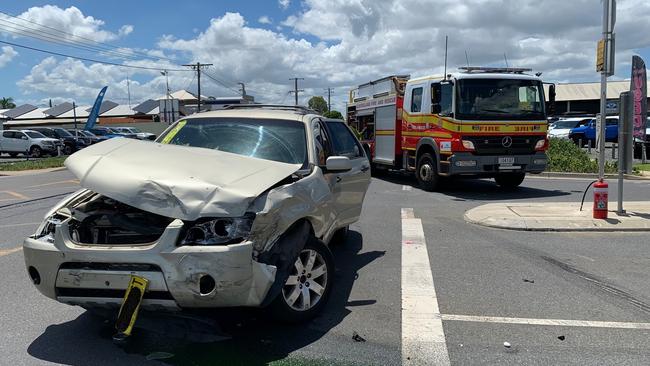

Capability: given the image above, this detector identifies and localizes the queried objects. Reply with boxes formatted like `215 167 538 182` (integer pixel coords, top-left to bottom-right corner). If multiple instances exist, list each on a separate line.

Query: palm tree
0 97 16 109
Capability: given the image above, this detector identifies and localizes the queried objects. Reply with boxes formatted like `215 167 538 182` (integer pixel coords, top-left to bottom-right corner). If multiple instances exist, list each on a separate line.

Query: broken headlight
180 214 255 246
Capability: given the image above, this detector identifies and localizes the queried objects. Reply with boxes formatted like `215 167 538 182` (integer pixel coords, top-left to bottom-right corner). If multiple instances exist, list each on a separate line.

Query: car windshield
91 129 107 136
158 118 307 166
129 128 141 133
457 78 545 120
25 131 46 138
81 131 96 137
54 128 73 137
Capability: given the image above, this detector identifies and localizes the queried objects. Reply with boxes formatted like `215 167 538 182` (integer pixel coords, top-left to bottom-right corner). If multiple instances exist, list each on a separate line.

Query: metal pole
73 101 77 131
294 78 298 105
197 62 201 112
598 0 609 180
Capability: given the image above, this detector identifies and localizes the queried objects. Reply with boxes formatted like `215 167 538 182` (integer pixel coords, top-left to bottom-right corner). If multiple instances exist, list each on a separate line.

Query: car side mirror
325 156 352 172
431 104 442 114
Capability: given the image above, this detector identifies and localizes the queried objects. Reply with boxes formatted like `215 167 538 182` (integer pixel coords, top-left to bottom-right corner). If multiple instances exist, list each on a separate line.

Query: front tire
495 172 525 189
269 237 334 323
416 152 439 192
63 144 73 155
30 146 42 158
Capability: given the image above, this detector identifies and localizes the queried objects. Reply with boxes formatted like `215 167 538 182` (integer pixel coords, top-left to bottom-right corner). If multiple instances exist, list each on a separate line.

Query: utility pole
289 77 304 105
324 87 333 112
183 62 213 112
237 82 247 98
161 70 170 123
126 73 132 108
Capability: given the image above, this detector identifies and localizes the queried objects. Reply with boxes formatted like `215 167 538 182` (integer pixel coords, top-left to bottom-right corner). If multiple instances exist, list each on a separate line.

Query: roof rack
223 104 318 114
458 67 533 74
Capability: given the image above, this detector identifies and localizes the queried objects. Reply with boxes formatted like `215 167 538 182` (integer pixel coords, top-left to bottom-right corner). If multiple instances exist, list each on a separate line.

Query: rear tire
416 152 439 192
63 144 73 155
269 237 334 323
495 172 525 189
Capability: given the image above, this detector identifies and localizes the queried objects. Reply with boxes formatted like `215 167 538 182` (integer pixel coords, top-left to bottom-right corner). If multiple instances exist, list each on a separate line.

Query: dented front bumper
23 219 277 311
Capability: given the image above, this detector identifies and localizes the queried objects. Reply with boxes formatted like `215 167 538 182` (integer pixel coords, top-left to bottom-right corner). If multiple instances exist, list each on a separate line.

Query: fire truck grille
464 135 539 155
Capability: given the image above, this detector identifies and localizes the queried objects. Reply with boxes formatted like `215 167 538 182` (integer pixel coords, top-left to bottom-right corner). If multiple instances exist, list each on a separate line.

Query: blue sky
1 1 649 111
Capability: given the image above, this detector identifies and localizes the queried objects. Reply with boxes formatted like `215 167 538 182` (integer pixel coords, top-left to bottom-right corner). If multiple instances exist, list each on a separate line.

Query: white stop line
401 208 450 365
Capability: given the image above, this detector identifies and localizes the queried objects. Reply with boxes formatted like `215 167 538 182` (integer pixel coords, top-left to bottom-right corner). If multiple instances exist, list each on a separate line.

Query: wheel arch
416 138 441 170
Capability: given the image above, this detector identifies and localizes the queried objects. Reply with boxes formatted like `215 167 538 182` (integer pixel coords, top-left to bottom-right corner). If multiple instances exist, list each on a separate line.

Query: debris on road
557 335 566 341
352 331 367 342
503 341 511 348
523 278 535 283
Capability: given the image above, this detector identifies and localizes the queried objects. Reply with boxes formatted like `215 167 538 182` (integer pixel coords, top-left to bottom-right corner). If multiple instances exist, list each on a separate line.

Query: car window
2 131 14 138
25 131 46 139
313 120 332 166
411 87 423 113
326 121 363 159
159 118 308 167
54 128 73 137
15 132 27 139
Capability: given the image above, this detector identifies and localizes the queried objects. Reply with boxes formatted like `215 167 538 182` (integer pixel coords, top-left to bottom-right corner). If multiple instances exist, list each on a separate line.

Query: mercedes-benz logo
502 136 513 148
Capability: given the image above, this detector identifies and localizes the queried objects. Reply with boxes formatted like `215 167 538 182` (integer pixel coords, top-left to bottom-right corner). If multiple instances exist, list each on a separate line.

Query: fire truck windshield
456 78 545 121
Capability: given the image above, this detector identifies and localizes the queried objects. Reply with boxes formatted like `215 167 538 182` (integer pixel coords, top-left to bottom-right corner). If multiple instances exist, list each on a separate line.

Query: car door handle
361 165 370 172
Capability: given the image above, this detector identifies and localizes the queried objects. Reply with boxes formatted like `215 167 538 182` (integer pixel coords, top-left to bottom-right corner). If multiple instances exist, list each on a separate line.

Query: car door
605 118 618 141
324 119 371 225
14 131 30 152
1 131 16 151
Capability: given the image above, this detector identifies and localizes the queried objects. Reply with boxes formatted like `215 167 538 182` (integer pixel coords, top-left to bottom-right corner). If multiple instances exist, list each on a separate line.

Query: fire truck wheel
495 172 525 189
416 153 439 192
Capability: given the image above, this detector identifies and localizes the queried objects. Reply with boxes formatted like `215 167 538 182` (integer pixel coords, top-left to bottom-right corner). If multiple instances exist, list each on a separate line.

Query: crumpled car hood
65 138 302 220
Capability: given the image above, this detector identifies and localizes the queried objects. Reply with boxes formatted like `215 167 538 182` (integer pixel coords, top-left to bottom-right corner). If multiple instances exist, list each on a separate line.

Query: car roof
185 106 318 124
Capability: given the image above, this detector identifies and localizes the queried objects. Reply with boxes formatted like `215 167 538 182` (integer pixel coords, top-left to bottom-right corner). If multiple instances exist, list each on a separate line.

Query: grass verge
635 163 650 172
0 156 66 171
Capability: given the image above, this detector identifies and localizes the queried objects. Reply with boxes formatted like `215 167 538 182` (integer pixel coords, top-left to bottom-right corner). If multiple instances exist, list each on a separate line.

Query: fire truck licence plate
498 157 515 165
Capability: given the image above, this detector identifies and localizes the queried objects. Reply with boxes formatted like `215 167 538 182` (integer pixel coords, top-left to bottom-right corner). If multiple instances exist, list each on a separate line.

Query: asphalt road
1 170 650 365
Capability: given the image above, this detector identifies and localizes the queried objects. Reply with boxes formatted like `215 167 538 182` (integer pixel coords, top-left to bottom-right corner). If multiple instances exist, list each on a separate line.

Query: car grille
464 135 540 155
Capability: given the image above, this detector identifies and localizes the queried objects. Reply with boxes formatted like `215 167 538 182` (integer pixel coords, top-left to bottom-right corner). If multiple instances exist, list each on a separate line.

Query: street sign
596 39 606 72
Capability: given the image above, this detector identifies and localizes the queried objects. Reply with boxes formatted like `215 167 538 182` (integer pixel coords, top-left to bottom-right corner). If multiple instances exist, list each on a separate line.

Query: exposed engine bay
67 194 174 245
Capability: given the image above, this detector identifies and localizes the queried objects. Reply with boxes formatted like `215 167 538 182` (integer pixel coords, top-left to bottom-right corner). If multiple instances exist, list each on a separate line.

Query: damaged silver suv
23 105 371 322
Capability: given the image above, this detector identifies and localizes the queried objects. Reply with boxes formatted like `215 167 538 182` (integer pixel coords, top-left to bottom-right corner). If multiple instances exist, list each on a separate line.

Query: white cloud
0 46 18 68
0 5 132 42
279 0 291 10
15 1 650 112
118 24 134 37
258 15 272 24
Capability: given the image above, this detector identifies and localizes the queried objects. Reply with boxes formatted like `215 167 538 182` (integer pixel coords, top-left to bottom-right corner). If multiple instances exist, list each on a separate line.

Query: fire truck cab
347 67 550 191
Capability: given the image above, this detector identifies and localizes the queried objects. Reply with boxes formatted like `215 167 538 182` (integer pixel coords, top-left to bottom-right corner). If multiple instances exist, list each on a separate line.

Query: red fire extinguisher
593 179 608 219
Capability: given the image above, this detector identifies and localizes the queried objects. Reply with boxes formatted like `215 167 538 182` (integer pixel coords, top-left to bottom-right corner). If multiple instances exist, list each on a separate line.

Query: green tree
323 110 343 119
0 97 16 109
308 96 328 114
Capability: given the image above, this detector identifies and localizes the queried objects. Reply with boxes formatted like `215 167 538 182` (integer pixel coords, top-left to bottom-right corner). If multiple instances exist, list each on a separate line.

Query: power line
0 10 179 64
0 39 190 72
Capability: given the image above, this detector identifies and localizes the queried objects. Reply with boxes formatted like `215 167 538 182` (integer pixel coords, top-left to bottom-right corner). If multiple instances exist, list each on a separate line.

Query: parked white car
548 117 591 139
23 106 371 322
114 126 156 140
0 129 62 157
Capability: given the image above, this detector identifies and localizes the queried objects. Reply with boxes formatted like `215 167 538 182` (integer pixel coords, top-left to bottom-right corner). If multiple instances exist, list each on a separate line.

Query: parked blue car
569 117 619 146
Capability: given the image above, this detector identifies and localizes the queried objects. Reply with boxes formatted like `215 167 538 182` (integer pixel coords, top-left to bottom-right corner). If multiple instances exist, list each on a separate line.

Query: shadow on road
375 171 571 201
27 230 385 365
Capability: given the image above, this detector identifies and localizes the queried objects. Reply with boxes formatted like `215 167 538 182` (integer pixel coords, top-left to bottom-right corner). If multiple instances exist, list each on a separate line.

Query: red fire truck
347 67 554 191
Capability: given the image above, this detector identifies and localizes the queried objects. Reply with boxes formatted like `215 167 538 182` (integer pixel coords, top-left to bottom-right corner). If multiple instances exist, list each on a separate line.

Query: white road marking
402 185 412 191
442 314 650 330
401 208 450 365
0 222 41 228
